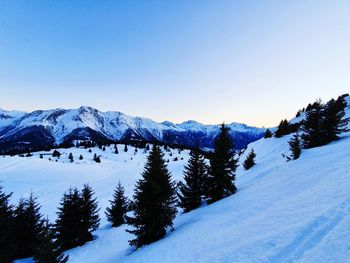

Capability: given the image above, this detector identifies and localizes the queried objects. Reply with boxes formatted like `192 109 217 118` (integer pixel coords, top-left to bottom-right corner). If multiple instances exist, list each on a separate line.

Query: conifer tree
55 188 84 250
124 144 128 152
81 184 100 243
243 149 256 170
68 153 73 163
264 129 272 139
13 193 44 259
289 133 301 160
323 96 349 144
127 145 177 248
115 146 119 154
178 149 207 212
79 155 83 160
0 186 16 263
106 182 128 227
275 119 290 138
33 219 68 263
206 124 238 203
301 100 325 148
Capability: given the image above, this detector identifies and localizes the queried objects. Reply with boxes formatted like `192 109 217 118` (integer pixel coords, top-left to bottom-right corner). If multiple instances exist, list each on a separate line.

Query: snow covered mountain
2 95 349 263
0 106 265 153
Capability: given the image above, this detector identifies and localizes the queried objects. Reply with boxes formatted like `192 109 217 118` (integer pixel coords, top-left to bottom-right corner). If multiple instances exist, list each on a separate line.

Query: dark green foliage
106 182 128 227
206 124 238 203
275 119 290 138
323 96 349 144
55 187 84 250
0 186 16 263
243 149 256 170
33 219 68 263
178 149 207 213
127 145 177 248
264 129 272 138
301 101 325 148
289 133 301 160
13 193 44 259
81 184 100 243
52 150 61 157
115 146 119 154
93 154 101 163
79 155 83 160
68 153 73 162
124 144 128 152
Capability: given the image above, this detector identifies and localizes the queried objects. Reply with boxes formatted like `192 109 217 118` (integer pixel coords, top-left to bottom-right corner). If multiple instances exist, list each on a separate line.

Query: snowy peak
0 106 265 153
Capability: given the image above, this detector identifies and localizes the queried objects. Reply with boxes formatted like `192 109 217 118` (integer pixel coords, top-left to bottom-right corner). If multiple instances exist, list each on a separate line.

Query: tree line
0 124 239 261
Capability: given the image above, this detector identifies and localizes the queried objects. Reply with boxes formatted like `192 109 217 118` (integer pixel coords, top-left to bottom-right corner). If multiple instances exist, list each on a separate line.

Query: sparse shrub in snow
243 149 256 170
288 133 301 160
52 150 61 157
264 129 273 138
126 145 177 248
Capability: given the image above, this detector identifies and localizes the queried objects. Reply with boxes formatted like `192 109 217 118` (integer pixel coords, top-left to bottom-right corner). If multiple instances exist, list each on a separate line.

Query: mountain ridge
0 106 265 154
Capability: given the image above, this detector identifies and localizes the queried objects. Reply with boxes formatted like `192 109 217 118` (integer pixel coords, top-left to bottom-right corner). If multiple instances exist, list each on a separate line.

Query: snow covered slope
0 106 265 153
0 122 348 262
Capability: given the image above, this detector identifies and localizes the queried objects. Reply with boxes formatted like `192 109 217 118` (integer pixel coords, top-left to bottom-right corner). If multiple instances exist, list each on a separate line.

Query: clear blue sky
0 0 349 127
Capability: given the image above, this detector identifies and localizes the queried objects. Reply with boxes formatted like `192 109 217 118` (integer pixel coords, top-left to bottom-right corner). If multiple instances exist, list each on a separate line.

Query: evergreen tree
68 153 73 163
106 182 128 227
243 149 256 170
0 186 16 263
81 184 100 243
206 124 238 203
301 100 325 148
33 219 68 263
275 119 290 138
79 155 83 160
55 188 84 250
115 146 119 154
289 133 301 160
264 129 272 138
124 144 128 152
52 150 61 157
323 96 349 144
93 154 101 163
127 145 177 248
177 149 207 212
13 193 44 259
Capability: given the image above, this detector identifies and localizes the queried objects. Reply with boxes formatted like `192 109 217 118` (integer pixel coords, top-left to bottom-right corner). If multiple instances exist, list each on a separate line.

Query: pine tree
127 145 177 248
124 144 128 152
264 129 272 138
81 184 100 243
275 119 290 138
0 186 16 263
79 155 83 160
178 149 207 212
55 187 84 250
106 182 128 227
33 219 68 263
206 124 238 203
52 150 61 157
115 146 119 154
323 96 349 144
289 133 301 160
243 149 256 170
68 153 73 163
13 193 44 259
301 100 325 148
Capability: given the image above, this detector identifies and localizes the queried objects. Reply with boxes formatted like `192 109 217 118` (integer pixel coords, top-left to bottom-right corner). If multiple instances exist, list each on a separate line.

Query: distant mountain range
0 106 265 154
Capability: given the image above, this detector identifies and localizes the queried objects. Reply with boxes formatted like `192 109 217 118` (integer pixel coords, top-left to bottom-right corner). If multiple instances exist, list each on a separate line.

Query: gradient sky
0 0 349 127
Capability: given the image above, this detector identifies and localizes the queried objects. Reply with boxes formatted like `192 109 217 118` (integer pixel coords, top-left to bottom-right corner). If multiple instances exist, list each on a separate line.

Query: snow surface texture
1 99 350 262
